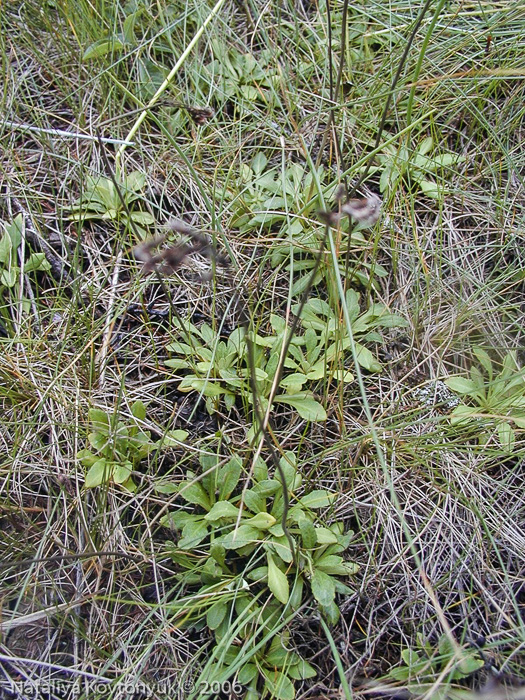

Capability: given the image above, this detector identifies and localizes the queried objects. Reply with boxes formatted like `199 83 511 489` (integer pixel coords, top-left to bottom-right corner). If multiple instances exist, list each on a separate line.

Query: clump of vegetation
159 450 358 698
2 0 524 697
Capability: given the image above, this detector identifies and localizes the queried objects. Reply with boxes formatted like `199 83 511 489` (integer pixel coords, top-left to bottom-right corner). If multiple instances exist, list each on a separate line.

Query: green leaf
449 405 481 425
298 518 317 549
246 512 276 529
130 211 155 226
221 525 259 549
23 252 50 273
472 347 492 377
178 481 212 510
244 489 265 513
262 670 295 700
315 527 339 544
238 663 258 685
204 500 239 521
88 432 108 451
206 600 228 630
319 600 340 625
267 552 289 604
0 232 13 264
418 178 440 198
76 448 98 467
162 430 188 446
355 343 381 372
444 377 479 395
88 408 111 430
219 455 242 500
299 490 336 509
85 458 110 488
131 401 147 421
288 658 317 680
160 511 196 529
253 479 281 496
113 461 133 484
1 268 18 287
268 534 294 563
178 519 209 549
311 569 336 607
456 656 484 677
83 38 125 60
274 393 327 421
497 421 515 451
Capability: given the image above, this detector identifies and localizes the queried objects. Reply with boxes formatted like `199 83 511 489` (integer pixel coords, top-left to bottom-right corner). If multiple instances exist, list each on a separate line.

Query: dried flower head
318 193 382 229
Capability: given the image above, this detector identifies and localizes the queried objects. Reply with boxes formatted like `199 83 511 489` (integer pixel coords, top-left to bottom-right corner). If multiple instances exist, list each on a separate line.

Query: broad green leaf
319 600 340 625
1 268 18 287
267 552 289 604
206 600 228 630
88 408 111 429
449 405 481 425
160 511 195 529
238 663 258 685
262 671 295 700
456 656 484 677
244 489 265 514
178 481 211 510
311 569 336 607
472 347 492 377
497 421 515 451
178 519 209 549
444 377 479 395
88 432 108 451
315 527 339 544
298 518 316 549
0 232 13 264
246 512 276 529
24 252 50 273
162 430 188 446
288 658 317 680
113 461 133 484
85 459 109 488
274 393 327 421
76 449 98 467
131 400 147 421
280 373 307 393
204 500 239 521
219 455 242 499
299 490 336 509
268 534 294 563
401 648 420 666
246 566 268 582
221 525 259 549
418 136 434 156
355 342 381 372
130 211 154 226
253 479 281 496
83 38 125 61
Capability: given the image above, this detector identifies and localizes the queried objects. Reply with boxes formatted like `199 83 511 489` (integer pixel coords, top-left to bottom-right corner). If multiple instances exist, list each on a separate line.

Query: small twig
2 119 135 145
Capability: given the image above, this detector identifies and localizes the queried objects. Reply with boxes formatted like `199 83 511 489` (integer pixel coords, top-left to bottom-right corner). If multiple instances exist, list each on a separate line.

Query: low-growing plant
230 152 326 234
388 634 484 698
68 171 155 239
292 290 409 373
206 41 279 110
77 401 187 491
368 136 464 199
228 151 388 294
0 214 50 327
444 348 525 451
158 449 359 699
165 316 328 421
